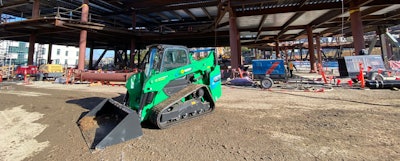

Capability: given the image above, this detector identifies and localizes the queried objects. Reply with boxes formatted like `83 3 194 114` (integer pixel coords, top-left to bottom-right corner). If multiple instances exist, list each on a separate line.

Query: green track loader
78 44 222 150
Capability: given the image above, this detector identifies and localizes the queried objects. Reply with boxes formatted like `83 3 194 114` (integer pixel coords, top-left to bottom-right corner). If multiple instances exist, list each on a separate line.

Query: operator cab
141 45 189 77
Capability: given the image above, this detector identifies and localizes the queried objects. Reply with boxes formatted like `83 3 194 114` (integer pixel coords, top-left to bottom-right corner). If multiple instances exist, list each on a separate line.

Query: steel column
114 49 118 65
284 48 288 65
130 39 136 68
349 5 365 55
275 41 280 58
32 0 40 19
27 33 36 65
316 35 322 65
132 11 136 29
307 25 316 72
78 1 89 70
378 27 389 66
228 9 241 69
47 43 52 64
27 0 41 65
89 46 94 70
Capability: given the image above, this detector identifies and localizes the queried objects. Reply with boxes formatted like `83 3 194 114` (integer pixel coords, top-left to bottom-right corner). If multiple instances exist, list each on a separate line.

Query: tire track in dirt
0 105 49 161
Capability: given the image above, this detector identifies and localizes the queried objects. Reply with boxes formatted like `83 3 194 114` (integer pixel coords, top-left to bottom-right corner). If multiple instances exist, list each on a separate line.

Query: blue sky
85 49 117 59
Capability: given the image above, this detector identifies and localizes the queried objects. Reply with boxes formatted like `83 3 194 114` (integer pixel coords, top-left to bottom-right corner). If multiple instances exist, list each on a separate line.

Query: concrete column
228 9 241 69
47 43 52 64
32 0 40 19
307 25 316 72
316 35 322 65
130 39 136 68
275 41 280 58
27 33 36 65
349 4 365 55
78 1 89 71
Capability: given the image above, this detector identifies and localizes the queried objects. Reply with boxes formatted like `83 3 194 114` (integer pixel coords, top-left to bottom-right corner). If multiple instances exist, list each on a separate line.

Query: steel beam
0 0 30 10
93 48 109 68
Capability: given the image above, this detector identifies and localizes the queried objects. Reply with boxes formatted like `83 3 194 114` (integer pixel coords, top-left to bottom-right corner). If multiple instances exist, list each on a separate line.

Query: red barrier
348 80 353 87
318 63 328 84
359 62 365 88
24 69 28 84
237 68 243 78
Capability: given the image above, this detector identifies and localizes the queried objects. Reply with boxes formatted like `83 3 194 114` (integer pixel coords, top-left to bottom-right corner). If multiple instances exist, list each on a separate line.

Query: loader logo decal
179 68 192 74
155 76 168 82
210 74 221 89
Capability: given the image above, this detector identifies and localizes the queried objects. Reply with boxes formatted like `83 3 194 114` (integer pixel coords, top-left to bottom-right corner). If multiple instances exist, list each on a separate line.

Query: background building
0 41 79 68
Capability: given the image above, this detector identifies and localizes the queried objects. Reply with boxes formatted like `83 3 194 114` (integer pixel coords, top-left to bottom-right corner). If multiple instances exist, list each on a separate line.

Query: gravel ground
0 81 399 161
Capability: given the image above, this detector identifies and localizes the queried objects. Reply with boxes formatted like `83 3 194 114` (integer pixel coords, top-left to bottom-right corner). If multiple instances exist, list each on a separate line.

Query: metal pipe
366 80 400 89
81 72 135 82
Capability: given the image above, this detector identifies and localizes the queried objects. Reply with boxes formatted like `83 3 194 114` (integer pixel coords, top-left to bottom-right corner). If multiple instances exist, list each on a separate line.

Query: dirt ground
0 81 399 161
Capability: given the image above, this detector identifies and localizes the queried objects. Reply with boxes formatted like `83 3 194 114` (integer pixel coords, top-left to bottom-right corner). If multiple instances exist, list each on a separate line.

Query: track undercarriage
150 84 215 129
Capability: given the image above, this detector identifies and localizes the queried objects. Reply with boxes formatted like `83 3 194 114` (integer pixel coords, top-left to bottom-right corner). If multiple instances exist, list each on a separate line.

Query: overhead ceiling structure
1 0 399 49
0 0 400 48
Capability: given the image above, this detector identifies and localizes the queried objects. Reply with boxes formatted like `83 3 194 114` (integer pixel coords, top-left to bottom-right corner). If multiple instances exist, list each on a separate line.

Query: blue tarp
252 59 285 75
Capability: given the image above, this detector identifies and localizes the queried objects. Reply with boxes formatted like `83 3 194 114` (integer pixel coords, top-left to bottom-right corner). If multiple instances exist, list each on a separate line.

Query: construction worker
288 60 297 78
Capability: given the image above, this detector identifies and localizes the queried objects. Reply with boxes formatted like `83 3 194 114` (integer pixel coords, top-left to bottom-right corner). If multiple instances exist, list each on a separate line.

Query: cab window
161 49 188 71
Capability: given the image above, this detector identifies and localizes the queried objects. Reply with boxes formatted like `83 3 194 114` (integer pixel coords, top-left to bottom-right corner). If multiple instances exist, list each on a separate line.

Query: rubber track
150 84 215 129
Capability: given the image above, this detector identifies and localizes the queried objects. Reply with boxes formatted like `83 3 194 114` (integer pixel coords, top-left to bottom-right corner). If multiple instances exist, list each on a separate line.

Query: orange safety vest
288 62 294 70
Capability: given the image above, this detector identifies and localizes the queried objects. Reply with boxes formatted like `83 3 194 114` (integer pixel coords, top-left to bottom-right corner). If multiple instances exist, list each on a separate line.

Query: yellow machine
38 64 64 80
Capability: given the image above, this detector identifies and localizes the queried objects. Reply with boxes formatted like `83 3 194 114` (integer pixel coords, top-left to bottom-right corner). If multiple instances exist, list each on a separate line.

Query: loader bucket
78 98 143 150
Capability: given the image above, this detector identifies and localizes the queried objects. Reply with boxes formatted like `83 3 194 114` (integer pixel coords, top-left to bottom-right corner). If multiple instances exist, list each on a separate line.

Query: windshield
161 48 188 72
142 46 189 77
143 47 163 77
